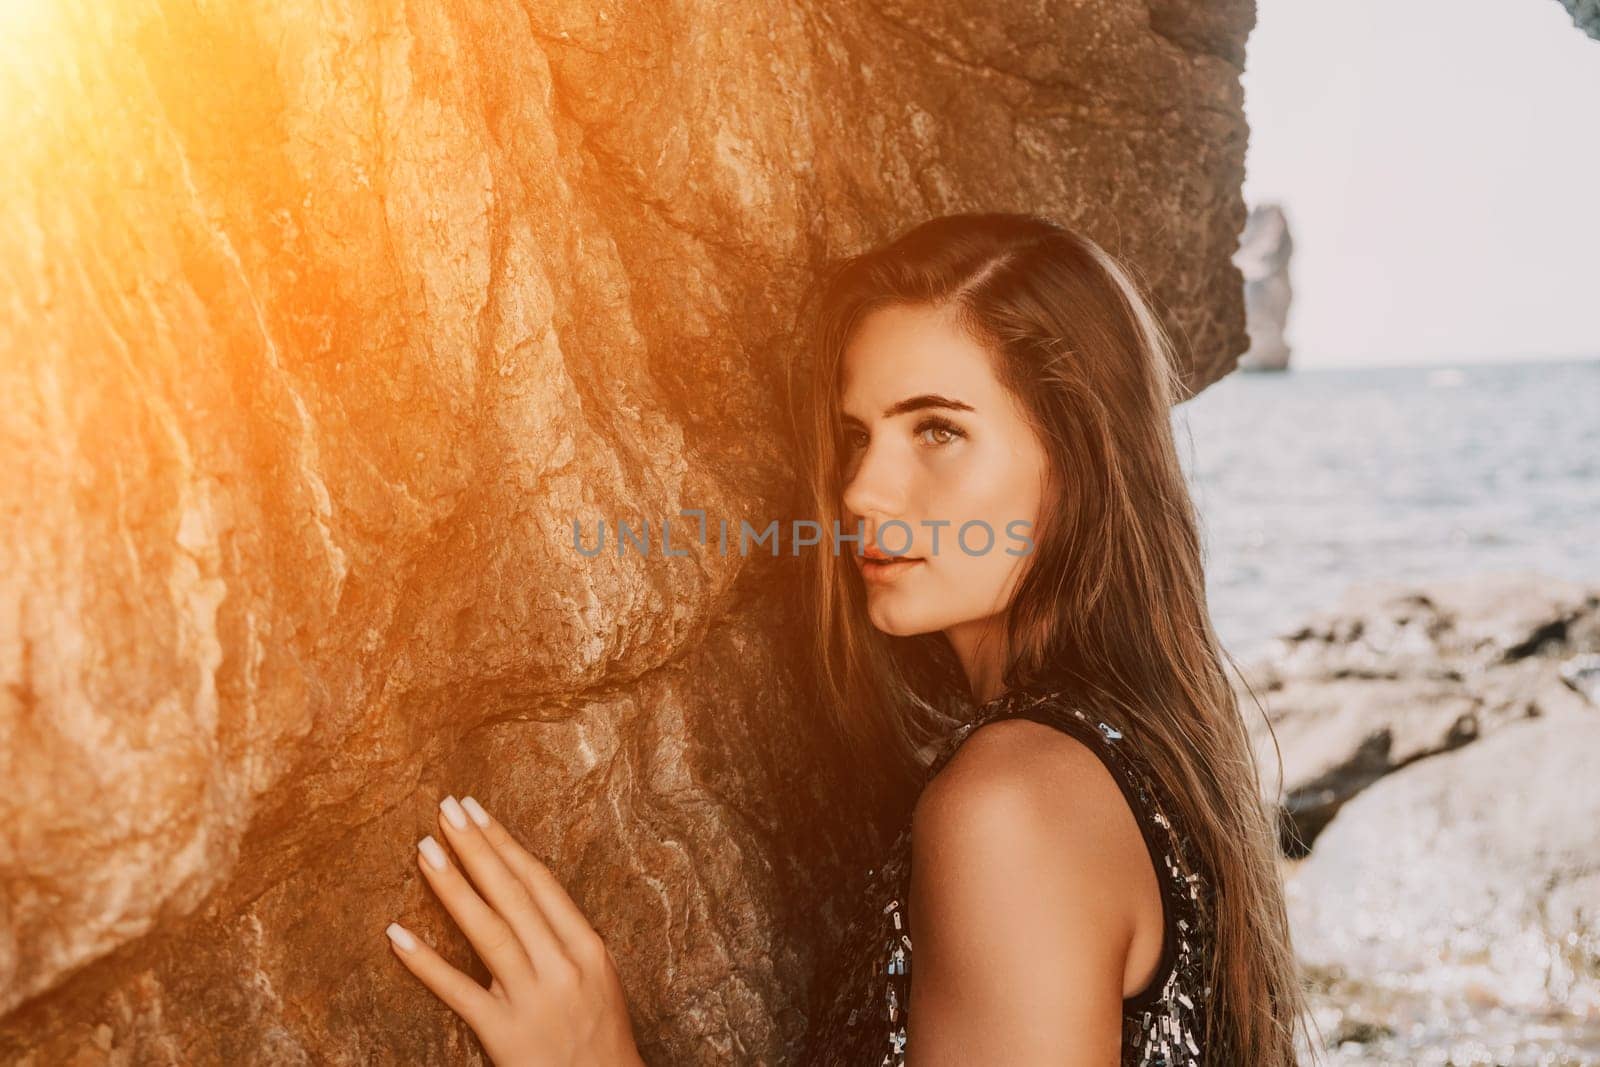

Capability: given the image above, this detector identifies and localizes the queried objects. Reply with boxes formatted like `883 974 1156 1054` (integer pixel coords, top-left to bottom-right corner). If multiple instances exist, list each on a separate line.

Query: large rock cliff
0 1 1254 1061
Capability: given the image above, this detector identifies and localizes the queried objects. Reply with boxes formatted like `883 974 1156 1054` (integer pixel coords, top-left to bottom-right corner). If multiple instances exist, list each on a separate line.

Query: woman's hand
385 794 646 1067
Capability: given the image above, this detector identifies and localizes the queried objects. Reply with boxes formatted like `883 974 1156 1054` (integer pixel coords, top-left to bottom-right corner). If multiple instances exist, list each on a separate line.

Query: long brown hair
786 212 1317 1063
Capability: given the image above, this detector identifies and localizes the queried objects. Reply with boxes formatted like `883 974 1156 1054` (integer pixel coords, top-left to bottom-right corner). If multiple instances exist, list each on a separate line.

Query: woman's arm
906 718 1148 1066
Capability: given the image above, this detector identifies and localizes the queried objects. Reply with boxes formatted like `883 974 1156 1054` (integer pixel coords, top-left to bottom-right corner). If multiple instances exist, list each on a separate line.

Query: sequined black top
801 683 1215 1066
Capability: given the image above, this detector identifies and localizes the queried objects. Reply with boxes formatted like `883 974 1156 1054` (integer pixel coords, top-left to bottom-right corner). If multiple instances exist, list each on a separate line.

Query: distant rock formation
1233 203 1295 371
1558 0 1600 41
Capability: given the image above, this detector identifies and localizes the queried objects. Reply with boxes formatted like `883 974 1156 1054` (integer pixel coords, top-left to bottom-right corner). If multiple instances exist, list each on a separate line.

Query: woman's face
837 301 1052 642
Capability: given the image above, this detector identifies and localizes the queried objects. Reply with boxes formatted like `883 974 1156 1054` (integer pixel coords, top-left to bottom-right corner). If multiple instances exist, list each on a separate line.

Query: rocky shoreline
1236 573 1600 1065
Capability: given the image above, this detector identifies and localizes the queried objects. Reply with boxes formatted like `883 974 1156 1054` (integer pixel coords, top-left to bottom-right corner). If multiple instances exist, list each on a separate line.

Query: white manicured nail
440 795 468 830
461 796 490 828
419 835 447 870
386 922 417 952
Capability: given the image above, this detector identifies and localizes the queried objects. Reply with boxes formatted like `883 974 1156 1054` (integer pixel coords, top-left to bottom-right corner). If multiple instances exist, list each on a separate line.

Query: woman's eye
914 417 966 447
840 428 868 452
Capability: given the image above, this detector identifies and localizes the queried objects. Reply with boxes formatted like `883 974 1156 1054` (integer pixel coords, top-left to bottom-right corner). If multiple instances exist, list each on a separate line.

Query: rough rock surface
1290 714 1600 1064
1239 574 1600 1063
0 0 1254 1061
1241 573 1600 853
1559 0 1600 41
1232 203 1294 372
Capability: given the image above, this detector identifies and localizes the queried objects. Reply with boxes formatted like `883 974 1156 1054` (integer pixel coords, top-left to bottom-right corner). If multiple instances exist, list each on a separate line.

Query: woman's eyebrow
839 394 976 427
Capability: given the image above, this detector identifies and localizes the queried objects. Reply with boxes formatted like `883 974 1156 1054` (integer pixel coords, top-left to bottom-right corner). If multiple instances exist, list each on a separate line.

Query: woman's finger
415 834 537 991
384 920 501 1031
435 796 566 972
459 796 609 965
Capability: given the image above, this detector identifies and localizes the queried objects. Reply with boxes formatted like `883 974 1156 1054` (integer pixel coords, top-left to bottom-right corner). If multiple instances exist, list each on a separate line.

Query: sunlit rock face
0 0 1253 1060
1243 575 1600 853
1289 714 1600 1061
1242 575 1600 1063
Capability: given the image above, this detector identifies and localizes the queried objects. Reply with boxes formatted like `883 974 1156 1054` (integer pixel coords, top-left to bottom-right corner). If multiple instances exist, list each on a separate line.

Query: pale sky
1241 0 1600 367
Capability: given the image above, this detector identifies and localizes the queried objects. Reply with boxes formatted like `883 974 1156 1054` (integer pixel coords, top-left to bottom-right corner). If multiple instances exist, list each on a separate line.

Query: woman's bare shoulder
906 717 1145 1057
914 715 1140 846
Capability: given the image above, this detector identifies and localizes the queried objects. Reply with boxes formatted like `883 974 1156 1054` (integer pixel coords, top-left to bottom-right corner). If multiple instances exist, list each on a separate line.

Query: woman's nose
840 439 906 524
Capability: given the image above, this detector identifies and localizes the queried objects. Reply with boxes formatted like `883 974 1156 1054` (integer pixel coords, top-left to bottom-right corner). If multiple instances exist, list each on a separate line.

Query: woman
383 213 1314 1064
790 212 1310 1065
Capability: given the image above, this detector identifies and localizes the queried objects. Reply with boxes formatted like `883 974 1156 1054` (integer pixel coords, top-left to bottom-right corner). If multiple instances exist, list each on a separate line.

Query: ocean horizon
1175 355 1600 662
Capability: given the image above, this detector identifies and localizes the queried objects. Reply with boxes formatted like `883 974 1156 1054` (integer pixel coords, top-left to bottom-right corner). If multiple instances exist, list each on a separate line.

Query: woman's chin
865 600 939 637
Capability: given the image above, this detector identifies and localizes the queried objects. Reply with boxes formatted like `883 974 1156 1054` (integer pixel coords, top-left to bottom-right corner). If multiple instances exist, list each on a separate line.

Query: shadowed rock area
0 0 1253 1061
1558 0 1600 40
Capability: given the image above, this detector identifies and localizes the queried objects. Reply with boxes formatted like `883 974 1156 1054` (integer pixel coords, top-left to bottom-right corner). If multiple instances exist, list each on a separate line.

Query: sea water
1174 356 1600 662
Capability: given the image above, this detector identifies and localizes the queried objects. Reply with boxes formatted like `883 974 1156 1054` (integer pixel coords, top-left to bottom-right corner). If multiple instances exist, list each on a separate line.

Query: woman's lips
857 553 925 583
